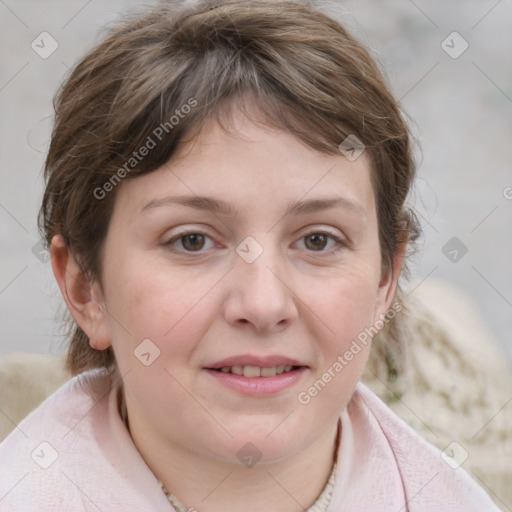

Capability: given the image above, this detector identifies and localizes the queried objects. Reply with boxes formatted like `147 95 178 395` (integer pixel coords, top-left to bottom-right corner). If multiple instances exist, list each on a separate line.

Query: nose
222 242 299 333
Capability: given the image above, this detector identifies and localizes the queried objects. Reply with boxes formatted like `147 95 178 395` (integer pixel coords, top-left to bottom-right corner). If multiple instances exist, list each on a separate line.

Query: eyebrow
140 195 366 218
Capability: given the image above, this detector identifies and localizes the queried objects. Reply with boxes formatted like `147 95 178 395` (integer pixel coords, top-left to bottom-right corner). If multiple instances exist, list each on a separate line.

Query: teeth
231 366 243 375
217 365 297 377
260 367 277 377
243 365 261 378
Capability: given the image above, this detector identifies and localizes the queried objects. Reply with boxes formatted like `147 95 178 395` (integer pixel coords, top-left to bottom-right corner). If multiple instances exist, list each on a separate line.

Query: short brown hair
39 0 420 377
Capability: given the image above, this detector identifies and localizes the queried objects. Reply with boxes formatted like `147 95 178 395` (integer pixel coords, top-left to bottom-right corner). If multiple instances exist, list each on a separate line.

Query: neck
127 412 340 512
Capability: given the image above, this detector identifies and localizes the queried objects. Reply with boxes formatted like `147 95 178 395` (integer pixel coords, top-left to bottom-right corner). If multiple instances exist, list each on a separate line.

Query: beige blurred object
0 352 71 441
0 278 510 509
364 277 512 510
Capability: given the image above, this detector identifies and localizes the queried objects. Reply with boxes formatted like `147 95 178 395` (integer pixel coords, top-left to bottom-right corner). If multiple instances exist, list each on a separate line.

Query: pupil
183 234 205 251
306 234 327 251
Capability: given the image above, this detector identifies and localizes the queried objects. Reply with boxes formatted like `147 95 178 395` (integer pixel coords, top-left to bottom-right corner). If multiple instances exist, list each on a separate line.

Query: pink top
0 369 501 511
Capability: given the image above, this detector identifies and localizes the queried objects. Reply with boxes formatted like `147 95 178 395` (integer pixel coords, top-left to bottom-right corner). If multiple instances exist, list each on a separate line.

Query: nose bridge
224 234 297 331
236 235 286 297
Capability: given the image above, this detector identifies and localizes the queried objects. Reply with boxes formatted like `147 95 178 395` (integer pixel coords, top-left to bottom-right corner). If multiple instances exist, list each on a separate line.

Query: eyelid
300 226 344 239
163 227 209 241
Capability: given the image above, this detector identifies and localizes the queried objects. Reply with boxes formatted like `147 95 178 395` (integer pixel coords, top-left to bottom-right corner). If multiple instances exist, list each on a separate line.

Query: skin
51 108 403 512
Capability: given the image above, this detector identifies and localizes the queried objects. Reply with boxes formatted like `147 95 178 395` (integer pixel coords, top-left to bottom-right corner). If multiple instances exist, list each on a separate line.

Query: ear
50 234 112 350
372 242 406 322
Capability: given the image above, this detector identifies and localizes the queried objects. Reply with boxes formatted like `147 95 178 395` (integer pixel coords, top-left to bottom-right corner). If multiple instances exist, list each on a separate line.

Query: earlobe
50 234 112 351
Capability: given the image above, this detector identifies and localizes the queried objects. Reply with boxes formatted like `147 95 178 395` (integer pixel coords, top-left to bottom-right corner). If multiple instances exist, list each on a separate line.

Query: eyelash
163 230 347 256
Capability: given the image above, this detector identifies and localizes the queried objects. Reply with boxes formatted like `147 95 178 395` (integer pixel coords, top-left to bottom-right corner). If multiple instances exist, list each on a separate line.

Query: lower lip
204 367 308 396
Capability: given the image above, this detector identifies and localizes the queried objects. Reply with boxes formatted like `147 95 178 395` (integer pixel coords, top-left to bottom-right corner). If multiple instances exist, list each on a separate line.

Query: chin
206 419 309 466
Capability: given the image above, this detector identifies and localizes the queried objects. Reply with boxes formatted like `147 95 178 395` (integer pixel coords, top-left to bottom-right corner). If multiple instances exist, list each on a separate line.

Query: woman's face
94 110 399 465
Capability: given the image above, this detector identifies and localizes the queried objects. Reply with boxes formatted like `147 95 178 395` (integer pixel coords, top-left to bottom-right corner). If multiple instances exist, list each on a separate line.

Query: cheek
308 266 379 345
291 273 378 441
295 270 377 418
101 254 221 365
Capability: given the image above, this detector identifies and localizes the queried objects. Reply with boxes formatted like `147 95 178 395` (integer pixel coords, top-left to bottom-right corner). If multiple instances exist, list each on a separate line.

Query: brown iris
181 234 206 251
304 233 328 251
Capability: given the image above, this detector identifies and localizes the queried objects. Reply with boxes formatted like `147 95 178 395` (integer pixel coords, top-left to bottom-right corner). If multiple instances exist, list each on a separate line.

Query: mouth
203 356 308 396
212 365 301 377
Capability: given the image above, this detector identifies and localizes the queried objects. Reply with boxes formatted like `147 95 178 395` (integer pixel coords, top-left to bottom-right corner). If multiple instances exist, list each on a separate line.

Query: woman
0 1 501 510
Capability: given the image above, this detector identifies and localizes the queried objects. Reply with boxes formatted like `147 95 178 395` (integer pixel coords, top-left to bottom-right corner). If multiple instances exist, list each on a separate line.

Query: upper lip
205 355 307 369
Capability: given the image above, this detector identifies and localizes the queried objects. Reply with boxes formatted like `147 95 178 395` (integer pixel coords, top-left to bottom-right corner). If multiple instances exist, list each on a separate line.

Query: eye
297 231 346 253
163 231 216 253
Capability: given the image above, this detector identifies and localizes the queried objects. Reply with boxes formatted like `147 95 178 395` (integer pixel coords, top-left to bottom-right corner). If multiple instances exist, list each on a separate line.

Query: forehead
113 113 376 223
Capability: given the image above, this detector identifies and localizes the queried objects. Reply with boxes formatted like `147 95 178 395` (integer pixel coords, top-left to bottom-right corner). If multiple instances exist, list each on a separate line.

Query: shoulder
0 370 171 511
0 370 109 511
349 382 502 511
0 368 112 448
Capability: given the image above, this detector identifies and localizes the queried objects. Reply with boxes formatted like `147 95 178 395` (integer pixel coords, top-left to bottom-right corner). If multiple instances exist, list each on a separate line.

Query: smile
214 365 298 377
204 365 308 396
